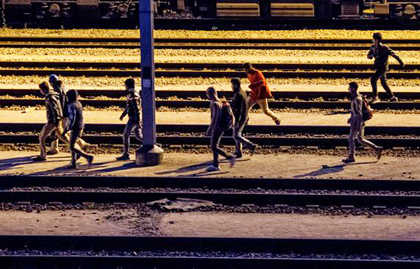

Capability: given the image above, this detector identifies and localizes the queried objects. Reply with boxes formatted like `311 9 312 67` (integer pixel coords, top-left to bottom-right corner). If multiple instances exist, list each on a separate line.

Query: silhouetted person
368 32 404 103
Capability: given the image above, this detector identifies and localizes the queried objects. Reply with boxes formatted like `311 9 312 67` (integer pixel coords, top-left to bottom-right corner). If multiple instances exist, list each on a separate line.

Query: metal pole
136 0 163 166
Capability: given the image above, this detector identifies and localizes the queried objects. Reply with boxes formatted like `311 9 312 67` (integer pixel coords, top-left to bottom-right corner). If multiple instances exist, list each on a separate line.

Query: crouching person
343 82 383 163
116 78 143 160
33 81 71 161
205 86 235 172
63 90 94 168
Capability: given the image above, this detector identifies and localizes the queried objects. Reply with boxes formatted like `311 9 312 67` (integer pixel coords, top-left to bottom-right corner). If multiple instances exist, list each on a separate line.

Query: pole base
135 144 164 166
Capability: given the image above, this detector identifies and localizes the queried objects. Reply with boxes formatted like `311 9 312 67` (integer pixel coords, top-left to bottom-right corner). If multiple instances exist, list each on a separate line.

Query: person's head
348 81 359 95
243 62 252 72
231 78 241 92
206 86 217 101
125 78 135 91
54 80 63 90
39 81 50 96
373 32 382 46
67 89 78 103
49 74 59 85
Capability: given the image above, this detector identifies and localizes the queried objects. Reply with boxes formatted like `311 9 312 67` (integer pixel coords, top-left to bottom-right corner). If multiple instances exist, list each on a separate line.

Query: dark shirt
67 101 84 131
367 44 402 70
54 84 68 117
45 92 63 125
232 88 248 126
121 89 142 123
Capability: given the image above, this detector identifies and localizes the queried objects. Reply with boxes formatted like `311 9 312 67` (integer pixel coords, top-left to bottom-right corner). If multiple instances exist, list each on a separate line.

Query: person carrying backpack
205 86 236 172
342 82 383 163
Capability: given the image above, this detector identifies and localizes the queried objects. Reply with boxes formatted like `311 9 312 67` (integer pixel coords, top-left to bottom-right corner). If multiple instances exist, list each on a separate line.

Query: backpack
220 101 234 130
361 95 373 121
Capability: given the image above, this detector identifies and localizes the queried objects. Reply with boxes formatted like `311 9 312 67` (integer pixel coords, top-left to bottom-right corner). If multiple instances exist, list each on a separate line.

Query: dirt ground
1 151 419 180
0 209 140 236
159 212 420 240
2 109 420 126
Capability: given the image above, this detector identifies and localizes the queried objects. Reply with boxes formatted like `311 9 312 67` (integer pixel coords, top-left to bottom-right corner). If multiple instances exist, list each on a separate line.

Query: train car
2 0 420 25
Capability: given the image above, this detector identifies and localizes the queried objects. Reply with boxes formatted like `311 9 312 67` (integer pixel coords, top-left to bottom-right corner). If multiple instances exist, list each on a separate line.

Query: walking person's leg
207 129 235 171
379 72 397 101
120 119 135 158
35 123 55 161
256 98 281 125
343 123 358 162
233 120 256 157
69 129 93 167
356 125 383 160
370 69 381 102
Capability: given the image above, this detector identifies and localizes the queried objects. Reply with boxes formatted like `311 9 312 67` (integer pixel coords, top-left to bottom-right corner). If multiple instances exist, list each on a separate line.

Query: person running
63 90 94 168
116 78 143 160
243 63 280 125
205 86 236 172
230 78 258 158
368 32 405 104
32 81 72 161
342 82 383 163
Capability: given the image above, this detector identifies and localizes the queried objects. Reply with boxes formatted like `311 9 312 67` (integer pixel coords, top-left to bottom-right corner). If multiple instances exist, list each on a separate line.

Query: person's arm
50 97 62 126
63 104 76 134
206 103 220 136
388 47 404 67
367 45 374 59
353 98 363 126
132 97 141 123
120 100 129 121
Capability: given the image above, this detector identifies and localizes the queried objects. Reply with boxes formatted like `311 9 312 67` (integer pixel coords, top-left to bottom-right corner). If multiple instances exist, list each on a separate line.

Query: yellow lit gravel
1 28 420 40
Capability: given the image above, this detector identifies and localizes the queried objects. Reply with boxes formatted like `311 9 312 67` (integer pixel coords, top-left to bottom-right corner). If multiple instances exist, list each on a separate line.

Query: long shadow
155 158 250 176
294 161 377 179
0 156 65 172
29 160 112 176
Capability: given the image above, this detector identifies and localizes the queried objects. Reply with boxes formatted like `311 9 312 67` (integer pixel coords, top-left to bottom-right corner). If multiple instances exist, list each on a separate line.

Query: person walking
116 78 143 160
63 90 94 168
205 86 236 172
342 82 383 163
243 63 280 125
32 81 72 161
368 32 405 104
230 78 258 158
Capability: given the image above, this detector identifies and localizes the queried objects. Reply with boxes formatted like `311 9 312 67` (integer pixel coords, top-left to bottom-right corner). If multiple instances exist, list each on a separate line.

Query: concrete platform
0 151 418 180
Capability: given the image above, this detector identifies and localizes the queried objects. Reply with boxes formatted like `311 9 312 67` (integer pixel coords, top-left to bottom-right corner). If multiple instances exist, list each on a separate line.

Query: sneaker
370 97 381 104
233 153 243 159
249 144 258 156
274 119 281 126
390 96 398 102
32 156 46 161
46 149 59 155
228 156 236 168
342 157 355 163
87 156 94 166
116 154 130 161
205 165 221 172
376 147 383 160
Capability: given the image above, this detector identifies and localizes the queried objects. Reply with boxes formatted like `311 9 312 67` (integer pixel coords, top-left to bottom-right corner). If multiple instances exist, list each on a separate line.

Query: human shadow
294 161 377 179
0 156 65 173
87 161 138 174
155 158 250 176
29 160 111 176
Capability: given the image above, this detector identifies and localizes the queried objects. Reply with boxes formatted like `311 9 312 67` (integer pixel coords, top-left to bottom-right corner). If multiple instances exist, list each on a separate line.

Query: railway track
3 175 420 207
1 235 419 269
0 67 417 79
2 88 419 100
1 97 419 110
1 123 419 149
0 37 420 50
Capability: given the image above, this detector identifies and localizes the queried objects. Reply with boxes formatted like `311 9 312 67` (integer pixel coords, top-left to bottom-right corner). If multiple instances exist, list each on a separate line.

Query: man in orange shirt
243 63 280 125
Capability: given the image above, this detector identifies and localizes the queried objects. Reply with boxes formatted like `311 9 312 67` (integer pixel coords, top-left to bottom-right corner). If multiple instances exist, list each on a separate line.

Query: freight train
2 0 420 24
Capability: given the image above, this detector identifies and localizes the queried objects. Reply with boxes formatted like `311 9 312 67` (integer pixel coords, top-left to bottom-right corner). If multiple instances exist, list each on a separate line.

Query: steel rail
0 68 417 79
1 123 419 136
1 88 419 101
0 134 418 149
2 175 420 191
0 61 417 71
1 98 419 110
1 42 419 50
0 36 418 44
0 236 419 269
